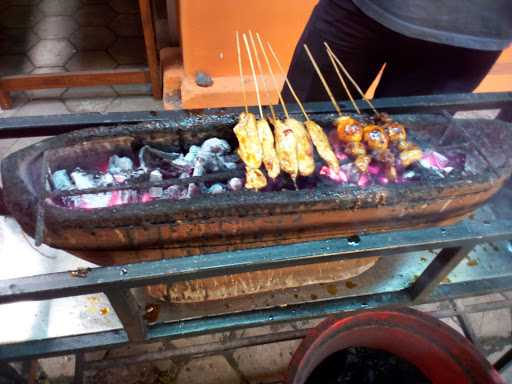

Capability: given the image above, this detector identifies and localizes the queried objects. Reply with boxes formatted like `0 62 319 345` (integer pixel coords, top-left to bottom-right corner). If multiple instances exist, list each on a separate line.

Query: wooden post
139 0 162 99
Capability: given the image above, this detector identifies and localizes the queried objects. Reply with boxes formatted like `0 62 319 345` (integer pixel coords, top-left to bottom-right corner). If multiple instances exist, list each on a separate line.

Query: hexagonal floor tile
69 27 115 50
25 67 67 99
14 99 69 117
38 0 80 15
108 37 146 65
0 6 43 28
75 4 115 26
0 55 34 76
0 28 40 54
108 0 138 14
109 14 142 37
65 51 116 71
28 39 76 67
34 15 78 39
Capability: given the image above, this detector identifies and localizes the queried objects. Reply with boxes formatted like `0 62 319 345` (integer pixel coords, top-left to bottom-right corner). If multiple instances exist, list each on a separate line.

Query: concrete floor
1 2 512 382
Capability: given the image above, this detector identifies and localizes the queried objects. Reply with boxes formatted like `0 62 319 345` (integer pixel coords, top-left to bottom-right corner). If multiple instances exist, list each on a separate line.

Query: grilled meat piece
304 120 340 173
385 165 398 182
400 144 423 167
374 149 395 165
233 112 262 169
273 119 299 181
245 167 267 190
384 121 407 143
257 119 280 179
285 118 315 177
354 154 372 173
336 116 363 143
364 126 388 151
345 141 367 157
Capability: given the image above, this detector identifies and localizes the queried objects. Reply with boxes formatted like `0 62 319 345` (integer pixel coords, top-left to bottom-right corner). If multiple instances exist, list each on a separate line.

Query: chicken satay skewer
324 42 378 115
248 30 276 121
234 31 266 190
324 44 361 114
265 41 339 174
255 36 298 188
267 41 315 178
235 31 248 114
246 31 280 180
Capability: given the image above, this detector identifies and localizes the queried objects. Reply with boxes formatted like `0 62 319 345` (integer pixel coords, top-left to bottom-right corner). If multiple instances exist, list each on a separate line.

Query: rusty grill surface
2 109 512 256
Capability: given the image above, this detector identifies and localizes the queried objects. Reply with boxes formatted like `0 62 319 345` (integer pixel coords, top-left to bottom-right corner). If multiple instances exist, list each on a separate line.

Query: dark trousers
284 0 502 103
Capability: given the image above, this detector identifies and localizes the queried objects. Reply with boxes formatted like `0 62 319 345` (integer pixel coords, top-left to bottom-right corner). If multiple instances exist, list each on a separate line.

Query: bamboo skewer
267 41 310 121
255 33 289 119
242 33 264 119
235 31 248 114
303 44 342 116
248 31 276 120
325 46 361 114
324 42 378 115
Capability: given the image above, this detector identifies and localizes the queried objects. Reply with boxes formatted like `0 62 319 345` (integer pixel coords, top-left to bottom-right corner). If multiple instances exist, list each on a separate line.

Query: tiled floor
0 0 163 117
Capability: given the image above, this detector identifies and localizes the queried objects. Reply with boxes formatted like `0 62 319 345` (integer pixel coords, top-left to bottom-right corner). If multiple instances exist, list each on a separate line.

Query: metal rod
408 246 472 302
2 274 512 362
104 288 147 342
34 151 49 246
0 93 511 139
1 219 511 305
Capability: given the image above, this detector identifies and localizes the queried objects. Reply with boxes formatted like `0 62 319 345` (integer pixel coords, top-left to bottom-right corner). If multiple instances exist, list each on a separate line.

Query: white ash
184 145 201 162
50 137 240 209
51 170 73 190
227 178 243 191
207 183 226 194
108 155 133 174
149 169 163 198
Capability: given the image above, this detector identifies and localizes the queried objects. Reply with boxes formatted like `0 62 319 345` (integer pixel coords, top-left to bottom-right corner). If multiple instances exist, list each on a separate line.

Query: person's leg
375 34 501 97
284 0 387 103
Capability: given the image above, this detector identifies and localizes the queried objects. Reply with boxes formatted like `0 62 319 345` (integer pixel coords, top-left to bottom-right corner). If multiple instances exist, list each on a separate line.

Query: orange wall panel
180 0 318 78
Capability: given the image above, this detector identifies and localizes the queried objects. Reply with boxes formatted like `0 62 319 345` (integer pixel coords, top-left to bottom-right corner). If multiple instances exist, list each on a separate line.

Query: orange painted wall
176 1 511 109
179 0 318 78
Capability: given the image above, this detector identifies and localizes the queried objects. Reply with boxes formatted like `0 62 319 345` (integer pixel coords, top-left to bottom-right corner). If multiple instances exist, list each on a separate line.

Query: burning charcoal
113 174 127 183
358 173 370 188
377 176 389 185
228 177 243 191
207 183 226 194
200 138 231 155
367 164 381 176
149 169 163 198
332 142 349 161
51 170 73 190
319 165 348 184
108 155 133 174
139 146 182 176
419 151 453 175
184 145 201 162
165 185 187 200
71 169 95 189
192 160 205 177
171 157 194 174
97 173 114 186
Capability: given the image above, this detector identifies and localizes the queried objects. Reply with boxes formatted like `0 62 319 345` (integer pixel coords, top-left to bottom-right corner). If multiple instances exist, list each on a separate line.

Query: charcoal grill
0 92 512 383
2 95 512 267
